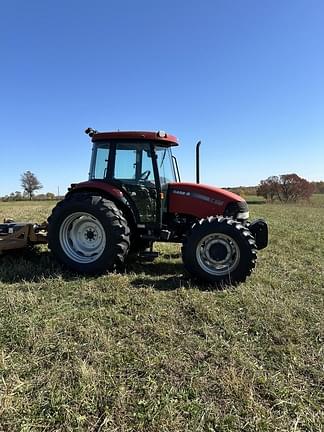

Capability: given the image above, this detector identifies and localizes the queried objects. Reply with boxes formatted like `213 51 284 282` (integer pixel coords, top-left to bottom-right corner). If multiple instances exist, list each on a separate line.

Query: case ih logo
172 189 224 206
172 189 191 197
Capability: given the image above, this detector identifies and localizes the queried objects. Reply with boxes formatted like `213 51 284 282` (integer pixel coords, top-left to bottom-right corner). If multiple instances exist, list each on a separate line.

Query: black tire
48 193 130 274
182 216 257 286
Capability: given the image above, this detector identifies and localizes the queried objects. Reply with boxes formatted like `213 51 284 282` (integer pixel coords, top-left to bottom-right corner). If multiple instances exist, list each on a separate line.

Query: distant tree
279 174 315 202
319 182 324 194
257 174 314 203
14 191 22 201
21 171 43 200
312 181 324 194
35 194 46 200
46 192 55 200
257 176 279 202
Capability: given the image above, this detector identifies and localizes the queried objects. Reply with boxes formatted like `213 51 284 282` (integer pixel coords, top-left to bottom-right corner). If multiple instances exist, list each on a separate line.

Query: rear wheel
48 193 130 274
182 217 257 286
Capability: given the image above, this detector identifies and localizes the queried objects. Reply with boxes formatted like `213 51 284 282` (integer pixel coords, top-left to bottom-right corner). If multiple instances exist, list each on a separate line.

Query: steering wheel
139 170 151 181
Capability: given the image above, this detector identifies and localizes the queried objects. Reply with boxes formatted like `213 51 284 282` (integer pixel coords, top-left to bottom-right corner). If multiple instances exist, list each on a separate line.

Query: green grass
0 198 323 431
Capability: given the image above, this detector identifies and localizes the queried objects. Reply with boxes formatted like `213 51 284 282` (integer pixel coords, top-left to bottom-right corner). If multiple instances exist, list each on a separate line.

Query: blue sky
1 0 323 196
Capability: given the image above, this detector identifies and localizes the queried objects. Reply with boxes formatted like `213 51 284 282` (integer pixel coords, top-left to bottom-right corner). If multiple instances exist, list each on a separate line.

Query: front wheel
48 193 130 274
182 217 257 286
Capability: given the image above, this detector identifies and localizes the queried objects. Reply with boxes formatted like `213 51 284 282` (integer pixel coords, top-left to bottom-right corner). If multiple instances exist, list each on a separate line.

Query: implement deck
0 221 47 254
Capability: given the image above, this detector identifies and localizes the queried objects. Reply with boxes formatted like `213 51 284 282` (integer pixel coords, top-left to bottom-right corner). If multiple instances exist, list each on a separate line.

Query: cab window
114 147 137 180
92 146 109 179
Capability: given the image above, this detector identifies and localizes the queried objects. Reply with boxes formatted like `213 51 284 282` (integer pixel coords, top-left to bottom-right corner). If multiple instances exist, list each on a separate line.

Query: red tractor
47 129 268 285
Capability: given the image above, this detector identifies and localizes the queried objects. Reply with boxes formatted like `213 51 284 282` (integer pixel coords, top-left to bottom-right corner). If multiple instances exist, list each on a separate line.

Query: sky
1 0 323 196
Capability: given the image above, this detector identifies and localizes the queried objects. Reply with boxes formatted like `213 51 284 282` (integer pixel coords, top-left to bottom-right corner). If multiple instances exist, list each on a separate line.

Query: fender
67 180 139 227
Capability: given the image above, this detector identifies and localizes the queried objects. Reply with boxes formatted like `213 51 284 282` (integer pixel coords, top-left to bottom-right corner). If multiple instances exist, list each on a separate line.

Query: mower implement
0 220 47 254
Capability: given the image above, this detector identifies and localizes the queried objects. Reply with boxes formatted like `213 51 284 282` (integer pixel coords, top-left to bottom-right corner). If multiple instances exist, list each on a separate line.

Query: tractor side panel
168 182 242 219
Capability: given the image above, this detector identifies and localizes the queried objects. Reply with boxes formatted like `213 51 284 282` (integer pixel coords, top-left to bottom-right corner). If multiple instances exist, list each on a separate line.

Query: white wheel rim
196 233 240 276
59 212 106 264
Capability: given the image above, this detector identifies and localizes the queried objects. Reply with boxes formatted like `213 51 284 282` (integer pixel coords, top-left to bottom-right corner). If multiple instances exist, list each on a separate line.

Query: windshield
155 146 177 185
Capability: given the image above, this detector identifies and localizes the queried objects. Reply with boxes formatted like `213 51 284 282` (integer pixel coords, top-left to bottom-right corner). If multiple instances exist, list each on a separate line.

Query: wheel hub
208 242 229 262
85 228 96 241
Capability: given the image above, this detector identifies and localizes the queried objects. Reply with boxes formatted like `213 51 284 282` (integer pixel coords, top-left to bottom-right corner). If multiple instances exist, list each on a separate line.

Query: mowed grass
0 198 323 431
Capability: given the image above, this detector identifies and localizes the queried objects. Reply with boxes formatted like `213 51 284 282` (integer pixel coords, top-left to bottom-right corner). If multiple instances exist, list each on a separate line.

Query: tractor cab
87 130 179 223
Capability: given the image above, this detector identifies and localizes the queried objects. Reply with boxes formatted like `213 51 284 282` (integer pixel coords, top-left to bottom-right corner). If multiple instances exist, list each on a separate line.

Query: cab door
113 144 157 223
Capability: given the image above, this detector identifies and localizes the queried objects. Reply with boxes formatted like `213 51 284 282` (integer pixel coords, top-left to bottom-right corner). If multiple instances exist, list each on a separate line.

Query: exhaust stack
196 141 201 184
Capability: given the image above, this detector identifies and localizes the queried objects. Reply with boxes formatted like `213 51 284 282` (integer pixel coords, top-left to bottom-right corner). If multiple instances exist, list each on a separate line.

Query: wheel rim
196 233 240 276
59 212 106 264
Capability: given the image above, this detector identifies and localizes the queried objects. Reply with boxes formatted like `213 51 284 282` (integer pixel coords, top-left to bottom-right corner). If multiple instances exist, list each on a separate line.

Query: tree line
226 174 322 202
256 174 315 202
1 171 323 203
2 191 57 202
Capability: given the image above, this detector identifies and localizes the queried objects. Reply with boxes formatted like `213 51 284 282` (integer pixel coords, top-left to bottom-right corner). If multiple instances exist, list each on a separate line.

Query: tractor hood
168 182 249 220
169 182 245 203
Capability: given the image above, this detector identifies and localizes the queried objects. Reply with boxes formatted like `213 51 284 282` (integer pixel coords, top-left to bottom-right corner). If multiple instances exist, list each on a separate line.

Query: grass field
0 197 323 431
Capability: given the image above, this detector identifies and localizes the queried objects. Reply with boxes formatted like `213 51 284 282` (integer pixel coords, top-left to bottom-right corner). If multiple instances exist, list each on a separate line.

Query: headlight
236 211 249 220
224 201 249 220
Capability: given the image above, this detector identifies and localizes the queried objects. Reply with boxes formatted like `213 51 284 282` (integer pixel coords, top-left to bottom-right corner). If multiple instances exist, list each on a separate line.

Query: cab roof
88 130 179 147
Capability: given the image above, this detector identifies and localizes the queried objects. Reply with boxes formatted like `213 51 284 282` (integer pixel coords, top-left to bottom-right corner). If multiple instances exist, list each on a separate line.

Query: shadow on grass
246 200 266 205
131 276 188 291
0 248 224 291
0 248 77 284
130 274 224 292
126 258 183 276
126 259 190 291
127 260 222 292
